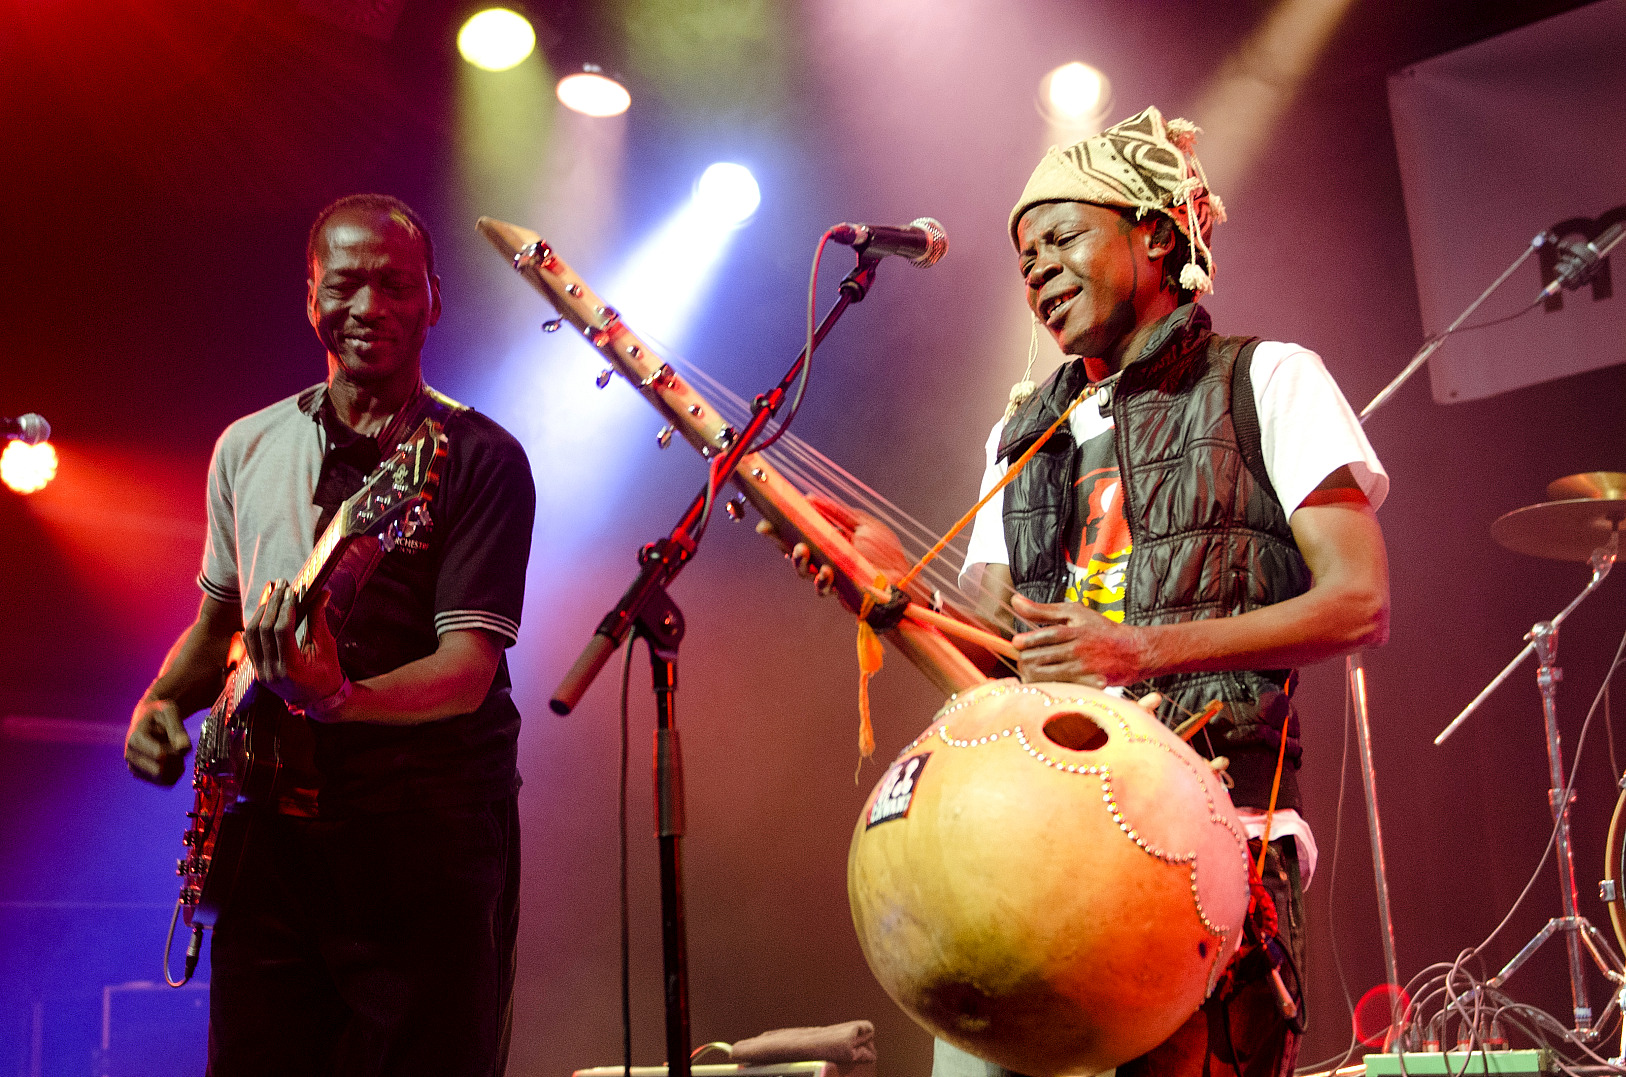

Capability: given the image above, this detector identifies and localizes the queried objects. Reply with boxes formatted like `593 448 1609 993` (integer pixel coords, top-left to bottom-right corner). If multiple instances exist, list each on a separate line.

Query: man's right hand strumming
123 594 240 786
125 696 192 786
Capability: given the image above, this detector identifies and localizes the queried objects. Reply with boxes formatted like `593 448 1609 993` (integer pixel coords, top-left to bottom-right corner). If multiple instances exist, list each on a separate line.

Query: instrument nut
628 345 642 359
657 425 674 448
596 369 613 389
566 283 583 297
751 468 767 481
688 404 703 417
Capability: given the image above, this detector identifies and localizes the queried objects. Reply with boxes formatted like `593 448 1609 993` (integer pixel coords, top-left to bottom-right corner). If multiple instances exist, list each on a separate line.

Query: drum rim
1606 779 1626 955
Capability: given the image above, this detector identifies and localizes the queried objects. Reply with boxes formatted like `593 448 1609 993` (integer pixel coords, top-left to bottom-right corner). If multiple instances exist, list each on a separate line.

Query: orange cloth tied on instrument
855 577 888 763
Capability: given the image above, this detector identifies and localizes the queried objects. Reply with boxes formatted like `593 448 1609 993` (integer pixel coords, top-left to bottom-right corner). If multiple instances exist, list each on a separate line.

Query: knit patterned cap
1008 105 1226 295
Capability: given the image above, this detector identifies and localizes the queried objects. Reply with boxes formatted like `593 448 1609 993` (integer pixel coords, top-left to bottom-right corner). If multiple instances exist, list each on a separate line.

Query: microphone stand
549 252 884 1077
1350 229 1556 1045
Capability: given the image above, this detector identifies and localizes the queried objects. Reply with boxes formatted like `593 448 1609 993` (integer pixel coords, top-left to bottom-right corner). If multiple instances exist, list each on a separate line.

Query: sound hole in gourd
1042 711 1108 751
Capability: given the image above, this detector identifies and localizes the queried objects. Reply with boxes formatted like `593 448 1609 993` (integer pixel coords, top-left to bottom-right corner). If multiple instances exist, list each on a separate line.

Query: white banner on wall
1387 0 1626 405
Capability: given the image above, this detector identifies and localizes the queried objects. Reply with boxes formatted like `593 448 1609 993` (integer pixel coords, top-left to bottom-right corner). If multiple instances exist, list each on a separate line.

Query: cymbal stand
1435 535 1623 1036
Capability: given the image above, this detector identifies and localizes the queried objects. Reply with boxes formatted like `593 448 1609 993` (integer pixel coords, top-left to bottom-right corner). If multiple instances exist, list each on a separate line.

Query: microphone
829 217 948 268
1 414 50 445
1539 222 1625 300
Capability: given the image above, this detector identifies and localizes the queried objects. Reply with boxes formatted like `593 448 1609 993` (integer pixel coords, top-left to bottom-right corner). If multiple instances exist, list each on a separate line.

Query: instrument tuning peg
656 425 674 448
725 495 748 522
542 318 564 333
596 369 613 389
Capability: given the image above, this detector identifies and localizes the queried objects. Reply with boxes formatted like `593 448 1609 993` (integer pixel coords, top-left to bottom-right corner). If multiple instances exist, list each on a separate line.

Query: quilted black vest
997 306 1312 810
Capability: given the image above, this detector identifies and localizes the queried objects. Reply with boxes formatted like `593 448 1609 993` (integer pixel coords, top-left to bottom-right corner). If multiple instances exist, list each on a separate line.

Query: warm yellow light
457 9 536 72
1 440 58 494
1038 62 1111 131
556 70 631 118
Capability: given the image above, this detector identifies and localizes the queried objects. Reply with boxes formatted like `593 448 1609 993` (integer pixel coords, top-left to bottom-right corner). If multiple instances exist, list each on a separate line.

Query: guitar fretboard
291 507 348 605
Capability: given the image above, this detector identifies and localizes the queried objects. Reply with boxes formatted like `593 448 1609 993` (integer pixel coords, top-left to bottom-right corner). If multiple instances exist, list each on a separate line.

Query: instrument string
656 348 1033 633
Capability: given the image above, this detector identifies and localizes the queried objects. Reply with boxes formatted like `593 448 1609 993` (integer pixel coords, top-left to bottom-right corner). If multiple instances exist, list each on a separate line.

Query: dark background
3 0 1624 1074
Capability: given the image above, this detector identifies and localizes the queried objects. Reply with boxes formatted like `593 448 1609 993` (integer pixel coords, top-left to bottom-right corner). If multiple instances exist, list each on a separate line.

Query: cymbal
1493 498 1626 562
1547 471 1626 501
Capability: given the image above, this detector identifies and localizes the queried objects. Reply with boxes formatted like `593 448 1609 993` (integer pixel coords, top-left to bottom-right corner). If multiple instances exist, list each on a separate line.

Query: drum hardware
1435 474 1626 1038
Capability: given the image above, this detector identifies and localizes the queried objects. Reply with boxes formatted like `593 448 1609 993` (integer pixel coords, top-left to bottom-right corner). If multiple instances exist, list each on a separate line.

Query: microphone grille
19 413 49 446
909 217 949 268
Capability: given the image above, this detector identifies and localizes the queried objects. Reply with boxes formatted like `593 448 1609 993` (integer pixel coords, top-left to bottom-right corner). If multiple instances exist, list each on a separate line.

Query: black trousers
207 796 521 1077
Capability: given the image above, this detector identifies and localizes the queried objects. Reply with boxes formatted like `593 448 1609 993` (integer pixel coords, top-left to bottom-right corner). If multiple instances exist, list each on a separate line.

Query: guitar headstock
342 418 449 548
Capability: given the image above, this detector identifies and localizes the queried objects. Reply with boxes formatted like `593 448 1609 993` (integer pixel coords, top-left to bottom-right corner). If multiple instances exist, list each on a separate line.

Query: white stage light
557 66 632 118
693 163 761 227
1038 61 1111 131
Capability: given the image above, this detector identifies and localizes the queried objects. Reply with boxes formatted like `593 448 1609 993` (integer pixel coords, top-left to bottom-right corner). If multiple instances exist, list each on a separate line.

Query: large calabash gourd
848 680 1252 1077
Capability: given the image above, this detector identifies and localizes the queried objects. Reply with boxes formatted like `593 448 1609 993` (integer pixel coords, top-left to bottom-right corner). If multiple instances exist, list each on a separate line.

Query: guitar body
180 638 317 927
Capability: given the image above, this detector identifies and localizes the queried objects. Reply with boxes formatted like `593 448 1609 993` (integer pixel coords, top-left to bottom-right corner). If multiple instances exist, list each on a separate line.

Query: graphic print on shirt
1063 424 1131 622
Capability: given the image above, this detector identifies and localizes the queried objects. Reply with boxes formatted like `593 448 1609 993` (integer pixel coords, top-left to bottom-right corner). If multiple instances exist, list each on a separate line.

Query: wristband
290 675 353 721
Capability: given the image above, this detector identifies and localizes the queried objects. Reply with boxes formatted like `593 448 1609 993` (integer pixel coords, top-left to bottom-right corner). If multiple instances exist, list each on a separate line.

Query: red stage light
1354 982 1411 1048
1 440 58 494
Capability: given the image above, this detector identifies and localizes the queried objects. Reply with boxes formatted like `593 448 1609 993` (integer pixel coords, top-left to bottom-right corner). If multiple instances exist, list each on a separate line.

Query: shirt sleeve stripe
436 610 520 643
198 573 240 606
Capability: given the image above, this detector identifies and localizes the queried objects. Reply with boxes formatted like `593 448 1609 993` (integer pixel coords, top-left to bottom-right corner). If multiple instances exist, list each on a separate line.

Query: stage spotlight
1038 61 1111 131
556 65 631 118
2 440 58 494
457 8 536 72
693 163 760 227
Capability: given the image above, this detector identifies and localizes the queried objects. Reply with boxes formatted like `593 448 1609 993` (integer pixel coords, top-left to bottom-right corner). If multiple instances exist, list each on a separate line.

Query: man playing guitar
124 194 535 1076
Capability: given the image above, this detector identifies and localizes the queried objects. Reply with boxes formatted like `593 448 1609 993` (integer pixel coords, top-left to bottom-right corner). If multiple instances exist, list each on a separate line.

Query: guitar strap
313 382 467 643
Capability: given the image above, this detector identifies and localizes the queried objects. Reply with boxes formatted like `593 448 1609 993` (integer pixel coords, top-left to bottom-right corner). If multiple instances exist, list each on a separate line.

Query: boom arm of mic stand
1360 232 1549 424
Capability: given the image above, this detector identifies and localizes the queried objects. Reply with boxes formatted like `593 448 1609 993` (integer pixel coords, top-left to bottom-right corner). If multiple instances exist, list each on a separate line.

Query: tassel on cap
1179 261 1213 296
1004 379 1038 420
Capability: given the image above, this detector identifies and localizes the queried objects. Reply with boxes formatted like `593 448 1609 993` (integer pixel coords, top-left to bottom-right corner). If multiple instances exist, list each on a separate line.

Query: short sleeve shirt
199 383 536 817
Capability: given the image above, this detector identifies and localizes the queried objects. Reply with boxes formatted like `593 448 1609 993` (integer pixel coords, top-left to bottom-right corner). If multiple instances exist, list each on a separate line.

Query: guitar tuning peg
379 523 401 553
596 369 613 389
725 495 748 521
656 425 674 448
542 318 563 333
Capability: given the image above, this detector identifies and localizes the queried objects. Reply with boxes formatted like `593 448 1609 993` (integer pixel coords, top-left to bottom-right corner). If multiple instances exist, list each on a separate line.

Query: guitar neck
288 508 354 621
478 217 987 697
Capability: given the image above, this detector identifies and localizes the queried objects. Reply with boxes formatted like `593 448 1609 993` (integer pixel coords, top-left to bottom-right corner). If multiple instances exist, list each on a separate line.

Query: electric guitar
175 417 448 933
